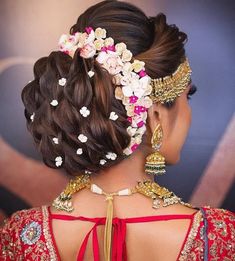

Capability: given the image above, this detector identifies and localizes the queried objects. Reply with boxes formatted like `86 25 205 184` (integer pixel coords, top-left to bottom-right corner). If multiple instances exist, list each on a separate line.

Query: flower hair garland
58 26 153 156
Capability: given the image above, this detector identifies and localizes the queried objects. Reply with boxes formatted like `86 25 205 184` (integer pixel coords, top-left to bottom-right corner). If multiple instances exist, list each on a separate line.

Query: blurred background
0 0 235 223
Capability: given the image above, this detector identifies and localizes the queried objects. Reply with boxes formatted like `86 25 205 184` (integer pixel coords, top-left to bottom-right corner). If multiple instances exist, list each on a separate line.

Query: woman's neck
89 149 154 193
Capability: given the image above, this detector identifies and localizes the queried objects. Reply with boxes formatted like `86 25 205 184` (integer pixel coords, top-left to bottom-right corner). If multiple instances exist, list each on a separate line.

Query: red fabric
0 206 234 260
50 208 196 261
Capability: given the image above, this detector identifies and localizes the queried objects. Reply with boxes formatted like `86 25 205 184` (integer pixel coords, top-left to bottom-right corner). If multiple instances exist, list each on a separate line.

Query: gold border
178 210 203 260
42 206 58 261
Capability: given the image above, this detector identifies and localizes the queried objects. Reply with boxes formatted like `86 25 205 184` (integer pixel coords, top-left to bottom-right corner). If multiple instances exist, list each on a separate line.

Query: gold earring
145 123 166 176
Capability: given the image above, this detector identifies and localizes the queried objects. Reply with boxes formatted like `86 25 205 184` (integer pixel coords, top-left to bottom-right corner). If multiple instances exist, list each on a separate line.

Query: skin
51 84 196 260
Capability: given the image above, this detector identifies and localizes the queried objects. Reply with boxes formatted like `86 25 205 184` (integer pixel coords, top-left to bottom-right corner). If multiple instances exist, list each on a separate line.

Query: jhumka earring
145 123 166 176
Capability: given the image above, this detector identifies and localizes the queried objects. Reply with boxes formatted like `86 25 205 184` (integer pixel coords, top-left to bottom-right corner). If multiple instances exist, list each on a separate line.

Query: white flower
58 33 79 57
123 147 132 156
127 126 137 136
104 37 114 47
80 43 96 58
30 112 35 122
122 62 133 74
121 49 132 62
76 148 83 155
55 156 63 167
85 29 95 44
139 96 153 109
109 111 119 121
28 80 32 83
52 137 59 144
58 78 66 86
50 100 58 106
122 85 133 97
122 75 150 99
95 27 106 39
134 134 143 144
120 72 139 86
76 32 88 48
144 84 153 96
94 39 105 50
131 60 145 72
115 42 127 54
79 106 90 117
96 51 124 75
100 159 107 165
106 152 117 160
88 70 95 78
78 134 88 143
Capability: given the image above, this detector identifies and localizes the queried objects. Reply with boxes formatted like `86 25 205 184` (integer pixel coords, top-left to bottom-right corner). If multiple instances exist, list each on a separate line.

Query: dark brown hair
21 0 188 175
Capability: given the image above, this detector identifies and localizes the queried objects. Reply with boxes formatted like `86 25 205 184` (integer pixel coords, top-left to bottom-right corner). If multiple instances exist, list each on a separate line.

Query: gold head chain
150 58 192 104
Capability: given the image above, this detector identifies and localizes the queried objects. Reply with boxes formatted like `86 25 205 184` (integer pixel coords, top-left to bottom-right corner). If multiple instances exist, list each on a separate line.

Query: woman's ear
146 102 162 135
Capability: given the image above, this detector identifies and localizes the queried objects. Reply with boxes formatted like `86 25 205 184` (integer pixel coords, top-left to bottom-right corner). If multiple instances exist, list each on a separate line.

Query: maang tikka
145 123 166 176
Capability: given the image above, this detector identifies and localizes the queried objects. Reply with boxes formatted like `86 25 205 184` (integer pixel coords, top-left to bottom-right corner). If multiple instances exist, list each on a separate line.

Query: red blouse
0 205 234 260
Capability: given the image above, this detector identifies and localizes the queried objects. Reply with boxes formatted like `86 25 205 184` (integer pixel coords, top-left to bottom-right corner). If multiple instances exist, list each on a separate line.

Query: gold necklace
52 174 193 261
52 174 192 212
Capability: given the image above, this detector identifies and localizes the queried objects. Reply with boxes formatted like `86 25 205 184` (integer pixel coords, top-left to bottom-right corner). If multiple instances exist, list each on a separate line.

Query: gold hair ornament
150 58 192 104
52 174 193 261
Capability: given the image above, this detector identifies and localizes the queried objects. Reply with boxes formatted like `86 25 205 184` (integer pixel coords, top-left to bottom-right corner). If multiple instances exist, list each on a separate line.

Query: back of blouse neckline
48 205 199 223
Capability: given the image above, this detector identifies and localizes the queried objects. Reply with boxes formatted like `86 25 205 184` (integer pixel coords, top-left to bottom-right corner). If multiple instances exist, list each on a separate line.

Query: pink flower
80 43 96 58
101 45 115 52
131 143 139 152
85 27 93 34
96 51 123 75
129 95 138 103
127 117 132 123
137 121 144 127
107 45 115 51
134 106 146 115
139 69 147 78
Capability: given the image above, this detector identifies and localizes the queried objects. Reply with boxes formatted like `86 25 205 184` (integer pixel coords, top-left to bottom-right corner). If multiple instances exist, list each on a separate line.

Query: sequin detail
178 210 203 260
20 221 41 245
42 206 58 261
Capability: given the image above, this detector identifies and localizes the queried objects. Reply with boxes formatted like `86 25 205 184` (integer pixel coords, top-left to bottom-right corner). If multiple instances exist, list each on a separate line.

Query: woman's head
21 0 194 175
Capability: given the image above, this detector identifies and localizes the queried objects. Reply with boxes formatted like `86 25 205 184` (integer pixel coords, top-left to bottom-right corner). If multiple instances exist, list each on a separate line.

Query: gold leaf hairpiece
150 58 192 104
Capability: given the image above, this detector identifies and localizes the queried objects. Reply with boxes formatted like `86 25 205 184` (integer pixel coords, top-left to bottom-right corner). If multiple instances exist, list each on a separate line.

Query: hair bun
21 2 188 176
135 12 188 78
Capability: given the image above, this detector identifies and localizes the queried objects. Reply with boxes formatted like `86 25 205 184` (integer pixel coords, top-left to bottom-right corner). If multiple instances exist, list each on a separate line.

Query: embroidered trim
178 210 203 260
42 206 58 261
20 221 41 245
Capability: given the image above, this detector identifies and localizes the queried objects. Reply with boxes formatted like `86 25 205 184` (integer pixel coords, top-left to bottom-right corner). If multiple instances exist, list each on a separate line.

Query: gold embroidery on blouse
42 206 58 261
178 210 203 261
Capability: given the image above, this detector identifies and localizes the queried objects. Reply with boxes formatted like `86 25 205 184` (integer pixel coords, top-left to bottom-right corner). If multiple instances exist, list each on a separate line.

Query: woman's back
1 189 234 260
52 191 199 260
